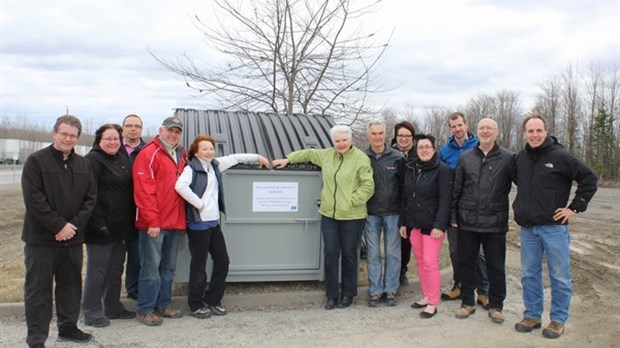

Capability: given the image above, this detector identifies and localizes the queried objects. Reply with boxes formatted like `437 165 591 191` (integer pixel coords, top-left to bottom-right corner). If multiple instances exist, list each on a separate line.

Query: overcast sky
1 0 618 134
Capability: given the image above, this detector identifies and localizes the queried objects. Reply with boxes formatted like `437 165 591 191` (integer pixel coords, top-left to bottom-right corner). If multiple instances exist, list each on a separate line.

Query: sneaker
368 294 380 307
454 305 476 319
477 293 489 310
515 317 542 333
136 312 163 326
488 308 504 323
84 317 110 327
441 283 461 301
385 293 397 307
209 304 227 316
154 308 183 318
542 321 565 339
190 306 212 319
58 327 92 343
108 309 135 320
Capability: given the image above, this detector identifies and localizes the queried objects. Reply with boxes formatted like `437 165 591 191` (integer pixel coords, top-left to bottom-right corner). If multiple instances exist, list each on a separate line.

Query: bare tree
151 0 390 125
495 90 522 149
561 63 582 155
420 106 451 145
533 74 561 136
464 94 496 129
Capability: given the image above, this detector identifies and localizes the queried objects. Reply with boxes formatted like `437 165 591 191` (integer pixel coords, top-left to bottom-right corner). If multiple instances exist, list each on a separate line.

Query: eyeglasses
101 137 120 142
397 134 413 138
478 126 497 131
57 132 78 140
417 145 434 150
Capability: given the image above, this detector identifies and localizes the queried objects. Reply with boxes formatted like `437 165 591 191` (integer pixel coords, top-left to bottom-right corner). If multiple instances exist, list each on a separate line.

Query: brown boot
515 317 542 333
441 283 461 300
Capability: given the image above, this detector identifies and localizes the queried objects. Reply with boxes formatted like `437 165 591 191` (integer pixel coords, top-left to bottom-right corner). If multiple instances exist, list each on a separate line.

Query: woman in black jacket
399 134 453 318
82 124 135 327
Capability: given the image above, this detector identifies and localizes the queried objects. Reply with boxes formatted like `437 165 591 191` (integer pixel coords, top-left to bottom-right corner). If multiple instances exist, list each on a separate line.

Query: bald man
450 118 515 324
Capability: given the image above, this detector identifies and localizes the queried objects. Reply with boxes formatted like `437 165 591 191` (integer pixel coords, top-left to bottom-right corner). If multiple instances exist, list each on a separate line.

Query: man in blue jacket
513 114 597 339
439 112 489 308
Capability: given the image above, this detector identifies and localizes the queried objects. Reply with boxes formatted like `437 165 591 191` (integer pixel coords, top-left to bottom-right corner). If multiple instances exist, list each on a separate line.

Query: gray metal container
173 109 335 282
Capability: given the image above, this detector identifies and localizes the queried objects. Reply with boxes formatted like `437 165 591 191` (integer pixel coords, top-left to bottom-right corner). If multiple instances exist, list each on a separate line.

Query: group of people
275 112 597 340
21 111 597 347
21 114 269 347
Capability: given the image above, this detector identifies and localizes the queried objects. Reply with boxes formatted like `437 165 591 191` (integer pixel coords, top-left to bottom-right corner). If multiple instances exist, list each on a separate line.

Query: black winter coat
513 136 598 226
21 145 97 246
400 153 453 233
366 146 405 216
84 145 135 244
451 143 514 233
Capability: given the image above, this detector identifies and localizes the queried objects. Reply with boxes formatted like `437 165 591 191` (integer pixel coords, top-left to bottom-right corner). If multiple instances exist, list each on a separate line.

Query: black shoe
410 301 427 309
337 297 353 308
84 317 110 327
108 309 135 320
400 271 409 285
58 327 92 343
419 307 438 319
209 304 227 316
325 298 337 310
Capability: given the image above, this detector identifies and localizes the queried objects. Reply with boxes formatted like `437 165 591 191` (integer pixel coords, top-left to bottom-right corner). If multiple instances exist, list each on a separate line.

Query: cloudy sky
1 0 617 134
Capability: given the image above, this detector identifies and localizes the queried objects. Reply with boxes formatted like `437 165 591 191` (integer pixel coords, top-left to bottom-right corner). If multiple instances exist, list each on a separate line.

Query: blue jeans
520 224 572 324
364 214 401 295
137 230 181 315
321 216 365 300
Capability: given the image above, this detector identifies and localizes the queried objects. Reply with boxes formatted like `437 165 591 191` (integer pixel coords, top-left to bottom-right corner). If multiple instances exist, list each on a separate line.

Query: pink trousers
410 228 445 305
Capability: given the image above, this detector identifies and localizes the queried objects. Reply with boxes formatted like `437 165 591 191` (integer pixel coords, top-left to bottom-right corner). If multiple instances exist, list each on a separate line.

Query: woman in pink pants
399 134 453 318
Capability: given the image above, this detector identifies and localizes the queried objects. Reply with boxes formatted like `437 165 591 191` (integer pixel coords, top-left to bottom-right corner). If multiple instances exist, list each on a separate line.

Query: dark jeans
458 229 506 310
401 233 411 274
82 241 128 322
187 225 230 312
124 238 140 297
321 216 365 300
24 244 82 347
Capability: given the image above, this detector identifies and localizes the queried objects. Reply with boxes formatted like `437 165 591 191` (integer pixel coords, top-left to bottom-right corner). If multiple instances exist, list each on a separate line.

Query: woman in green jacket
272 125 374 310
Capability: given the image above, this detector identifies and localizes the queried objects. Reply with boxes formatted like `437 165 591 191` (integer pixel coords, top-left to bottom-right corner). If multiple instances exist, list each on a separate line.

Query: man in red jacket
132 117 188 326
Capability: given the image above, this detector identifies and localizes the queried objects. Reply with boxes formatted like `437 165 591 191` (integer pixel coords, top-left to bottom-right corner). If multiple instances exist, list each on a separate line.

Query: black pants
401 234 411 274
82 241 128 321
24 244 83 347
187 226 230 312
457 230 506 309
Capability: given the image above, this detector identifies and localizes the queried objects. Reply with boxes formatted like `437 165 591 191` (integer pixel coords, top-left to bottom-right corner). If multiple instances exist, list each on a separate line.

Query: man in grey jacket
450 118 514 324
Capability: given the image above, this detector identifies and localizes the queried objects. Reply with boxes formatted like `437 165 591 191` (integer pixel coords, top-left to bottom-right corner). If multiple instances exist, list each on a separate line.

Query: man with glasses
21 115 97 347
451 118 514 323
119 114 146 301
439 112 490 308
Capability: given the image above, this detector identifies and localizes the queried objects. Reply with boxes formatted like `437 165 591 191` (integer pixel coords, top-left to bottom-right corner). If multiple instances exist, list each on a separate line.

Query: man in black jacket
364 119 405 307
451 118 514 323
513 114 597 339
21 115 97 348
119 114 146 301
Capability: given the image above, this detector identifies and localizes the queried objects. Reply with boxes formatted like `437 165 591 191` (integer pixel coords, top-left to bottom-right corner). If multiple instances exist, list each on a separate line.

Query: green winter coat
287 146 374 220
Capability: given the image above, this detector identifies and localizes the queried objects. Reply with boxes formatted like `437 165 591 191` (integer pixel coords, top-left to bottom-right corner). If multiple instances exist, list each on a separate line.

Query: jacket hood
525 136 561 154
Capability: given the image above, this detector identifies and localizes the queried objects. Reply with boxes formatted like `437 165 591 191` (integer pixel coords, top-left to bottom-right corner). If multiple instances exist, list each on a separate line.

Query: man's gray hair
330 124 352 140
368 118 386 130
